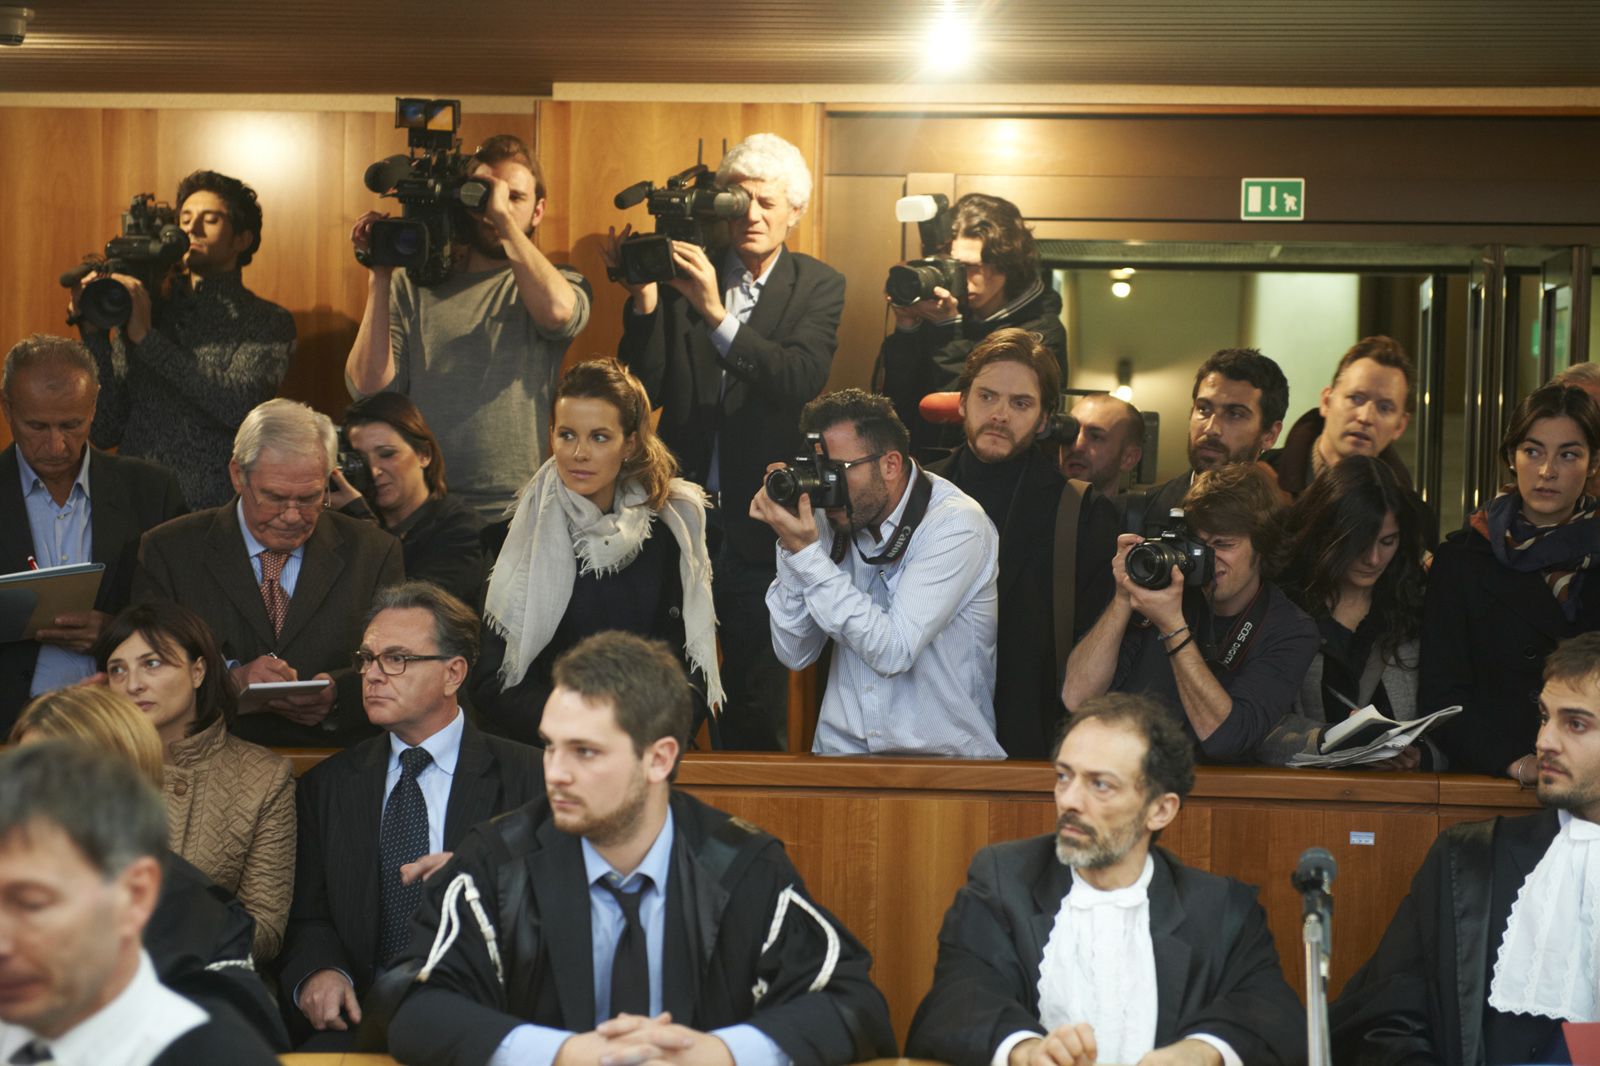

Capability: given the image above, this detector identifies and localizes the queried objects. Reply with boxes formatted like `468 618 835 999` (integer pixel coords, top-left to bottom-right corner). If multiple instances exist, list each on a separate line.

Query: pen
25 556 38 571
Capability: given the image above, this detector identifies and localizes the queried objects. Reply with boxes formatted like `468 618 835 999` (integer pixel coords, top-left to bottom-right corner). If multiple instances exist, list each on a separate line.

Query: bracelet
1158 623 1190 642
1165 635 1194 658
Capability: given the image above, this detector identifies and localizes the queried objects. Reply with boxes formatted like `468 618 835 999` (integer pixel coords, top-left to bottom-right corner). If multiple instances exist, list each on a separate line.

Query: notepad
0 562 106 641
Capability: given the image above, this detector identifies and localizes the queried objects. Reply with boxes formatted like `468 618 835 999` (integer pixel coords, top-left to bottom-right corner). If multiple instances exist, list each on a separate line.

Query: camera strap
831 470 935 567
1200 585 1270 673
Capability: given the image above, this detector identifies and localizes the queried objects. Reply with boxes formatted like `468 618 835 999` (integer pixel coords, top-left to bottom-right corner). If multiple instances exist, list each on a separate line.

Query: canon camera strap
1199 584 1271 673
830 470 935 566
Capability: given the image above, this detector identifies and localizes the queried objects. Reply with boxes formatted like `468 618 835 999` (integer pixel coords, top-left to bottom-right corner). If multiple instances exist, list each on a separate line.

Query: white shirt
766 467 1004 757
0 950 205 1066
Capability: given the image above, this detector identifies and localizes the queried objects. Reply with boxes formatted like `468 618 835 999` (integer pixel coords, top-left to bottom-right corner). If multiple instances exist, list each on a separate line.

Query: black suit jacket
0 445 184 726
278 718 543 1011
1332 809 1565 1066
906 836 1304 1066
929 445 1118 757
132 503 404 745
618 247 844 563
1421 527 1600 775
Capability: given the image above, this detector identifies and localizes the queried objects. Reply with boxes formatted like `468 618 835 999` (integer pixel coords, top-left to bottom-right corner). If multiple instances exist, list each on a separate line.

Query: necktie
258 549 291 636
597 874 652 1018
8 1041 52 1064
377 746 433 963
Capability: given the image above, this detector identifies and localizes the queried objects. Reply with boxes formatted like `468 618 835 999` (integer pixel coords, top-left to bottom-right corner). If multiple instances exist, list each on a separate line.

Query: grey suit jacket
132 502 403 745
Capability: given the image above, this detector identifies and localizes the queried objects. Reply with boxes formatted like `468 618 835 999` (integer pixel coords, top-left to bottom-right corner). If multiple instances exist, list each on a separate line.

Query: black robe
1331 808 1572 1066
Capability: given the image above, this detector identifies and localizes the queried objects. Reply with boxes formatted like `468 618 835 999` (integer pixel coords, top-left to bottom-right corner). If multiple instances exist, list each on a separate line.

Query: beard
1054 807 1148 870
466 218 535 260
1536 758 1600 813
551 767 649 848
1188 436 1259 472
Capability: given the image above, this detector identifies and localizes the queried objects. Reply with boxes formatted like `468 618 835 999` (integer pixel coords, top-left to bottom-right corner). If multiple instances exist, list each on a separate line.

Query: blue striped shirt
19 449 95 694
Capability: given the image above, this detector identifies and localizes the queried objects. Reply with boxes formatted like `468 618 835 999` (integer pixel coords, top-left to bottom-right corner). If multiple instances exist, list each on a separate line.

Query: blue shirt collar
235 498 306 562
388 706 466 776
582 807 675 891
720 245 783 290
17 447 91 503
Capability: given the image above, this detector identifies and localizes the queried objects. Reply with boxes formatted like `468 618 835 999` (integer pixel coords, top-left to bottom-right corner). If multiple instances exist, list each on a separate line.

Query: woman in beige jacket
94 601 296 961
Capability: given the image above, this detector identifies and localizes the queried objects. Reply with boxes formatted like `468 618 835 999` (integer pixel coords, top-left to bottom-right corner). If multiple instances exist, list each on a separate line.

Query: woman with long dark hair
1258 455 1431 766
473 359 722 743
1423 383 1600 779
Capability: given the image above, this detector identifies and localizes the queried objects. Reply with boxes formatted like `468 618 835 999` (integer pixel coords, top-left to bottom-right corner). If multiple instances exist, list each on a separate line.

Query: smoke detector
0 7 34 46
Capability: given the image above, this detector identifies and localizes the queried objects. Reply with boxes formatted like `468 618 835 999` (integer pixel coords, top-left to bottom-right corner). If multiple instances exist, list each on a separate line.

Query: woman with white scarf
472 359 724 744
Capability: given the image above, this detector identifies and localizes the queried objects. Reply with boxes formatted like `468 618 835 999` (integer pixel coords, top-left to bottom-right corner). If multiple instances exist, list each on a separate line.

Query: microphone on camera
364 155 413 195
614 181 652 210
919 391 963 425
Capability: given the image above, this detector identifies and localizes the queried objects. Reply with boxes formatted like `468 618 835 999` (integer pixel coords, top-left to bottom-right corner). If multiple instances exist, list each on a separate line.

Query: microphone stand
1301 900 1332 1066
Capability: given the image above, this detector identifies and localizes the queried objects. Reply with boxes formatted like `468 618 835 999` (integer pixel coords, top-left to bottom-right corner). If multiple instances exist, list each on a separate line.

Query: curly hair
175 170 264 267
950 193 1040 300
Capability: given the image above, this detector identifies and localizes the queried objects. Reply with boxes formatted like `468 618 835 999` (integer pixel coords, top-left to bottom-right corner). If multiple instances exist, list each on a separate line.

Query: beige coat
165 717 296 961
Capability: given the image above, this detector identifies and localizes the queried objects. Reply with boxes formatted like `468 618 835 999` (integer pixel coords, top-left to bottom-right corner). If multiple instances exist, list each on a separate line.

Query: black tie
597 875 651 1018
378 745 433 963
8 1041 51 1064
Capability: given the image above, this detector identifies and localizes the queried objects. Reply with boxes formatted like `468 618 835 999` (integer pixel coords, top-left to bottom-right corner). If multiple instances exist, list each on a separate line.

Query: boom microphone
613 181 652 210
364 155 414 195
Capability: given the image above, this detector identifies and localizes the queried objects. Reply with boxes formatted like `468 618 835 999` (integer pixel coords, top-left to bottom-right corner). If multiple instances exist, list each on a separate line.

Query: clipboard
0 563 106 641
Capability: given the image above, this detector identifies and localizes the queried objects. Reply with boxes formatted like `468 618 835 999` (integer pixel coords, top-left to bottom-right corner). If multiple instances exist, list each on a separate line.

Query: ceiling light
1111 281 1132 299
1112 385 1135 403
924 15 972 73
1110 267 1136 280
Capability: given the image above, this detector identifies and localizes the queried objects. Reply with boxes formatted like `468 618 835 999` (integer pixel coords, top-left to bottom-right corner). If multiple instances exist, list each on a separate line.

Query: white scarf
1488 811 1600 1022
1036 855 1159 1064
484 460 724 712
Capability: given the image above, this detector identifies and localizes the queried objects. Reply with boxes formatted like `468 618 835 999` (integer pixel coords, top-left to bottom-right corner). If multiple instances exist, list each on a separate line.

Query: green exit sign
1241 178 1305 221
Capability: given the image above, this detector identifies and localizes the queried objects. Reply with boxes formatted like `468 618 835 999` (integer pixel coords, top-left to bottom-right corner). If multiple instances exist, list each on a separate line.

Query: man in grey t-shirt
344 134 591 520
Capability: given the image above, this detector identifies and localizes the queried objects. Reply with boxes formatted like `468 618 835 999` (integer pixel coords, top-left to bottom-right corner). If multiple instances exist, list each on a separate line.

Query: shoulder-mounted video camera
608 149 751 287
885 193 967 308
358 98 490 287
59 194 189 330
764 432 850 512
1126 509 1215 590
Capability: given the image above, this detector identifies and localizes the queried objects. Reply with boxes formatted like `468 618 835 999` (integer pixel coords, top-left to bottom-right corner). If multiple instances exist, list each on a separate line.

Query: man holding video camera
753 388 1004 758
877 193 1066 460
76 170 296 510
609 132 845 751
344 133 591 521
1061 463 1318 763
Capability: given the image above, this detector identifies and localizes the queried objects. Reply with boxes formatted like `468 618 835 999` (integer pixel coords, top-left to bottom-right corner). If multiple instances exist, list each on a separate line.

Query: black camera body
608 162 752 286
335 448 376 500
1126 509 1215 590
358 98 491 287
59 194 190 330
1038 411 1080 448
885 256 967 308
764 432 849 511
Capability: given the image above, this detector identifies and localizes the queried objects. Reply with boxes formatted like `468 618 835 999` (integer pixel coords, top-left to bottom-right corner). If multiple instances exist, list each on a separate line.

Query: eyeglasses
836 453 884 471
353 650 456 676
244 480 328 518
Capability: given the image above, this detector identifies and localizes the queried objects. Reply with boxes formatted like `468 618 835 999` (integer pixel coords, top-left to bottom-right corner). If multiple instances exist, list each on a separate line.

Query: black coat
618 248 844 564
395 494 486 610
0 445 184 726
1421 526 1600 775
150 1003 282 1066
929 444 1118 757
907 836 1304 1066
386 790 897 1066
1331 809 1566 1066
877 283 1067 461
278 719 543 1015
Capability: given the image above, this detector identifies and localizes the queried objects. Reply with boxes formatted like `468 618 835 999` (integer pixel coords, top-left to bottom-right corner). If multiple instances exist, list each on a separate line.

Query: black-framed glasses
353 650 455 676
836 452 884 471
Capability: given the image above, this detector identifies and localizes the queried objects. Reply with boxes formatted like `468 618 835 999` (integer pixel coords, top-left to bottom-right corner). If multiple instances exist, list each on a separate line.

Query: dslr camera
357 98 491 287
608 158 752 286
764 432 850 512
884 193 967 308
1125 509 1215 591
59 194 190 330
334 435 376 500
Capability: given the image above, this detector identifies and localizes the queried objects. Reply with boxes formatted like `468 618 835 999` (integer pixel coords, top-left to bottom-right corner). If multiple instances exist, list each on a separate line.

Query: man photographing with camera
752 388 1004 758
76 170 296 510
877 192 1066 460
1062 463 1318 763
345 129 591 520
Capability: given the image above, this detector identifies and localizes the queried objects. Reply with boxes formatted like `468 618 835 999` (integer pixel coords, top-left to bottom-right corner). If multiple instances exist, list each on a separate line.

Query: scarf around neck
1470 490 1600 619
484 460 724 711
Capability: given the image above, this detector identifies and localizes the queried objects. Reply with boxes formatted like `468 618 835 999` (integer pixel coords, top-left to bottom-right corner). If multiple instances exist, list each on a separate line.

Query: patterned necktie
258 549 291 636
8 1041 52 1064
596 874 652 1018
377 745 433 964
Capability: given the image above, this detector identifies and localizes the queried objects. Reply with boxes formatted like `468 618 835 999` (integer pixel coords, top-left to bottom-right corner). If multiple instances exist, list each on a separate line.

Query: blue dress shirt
236 499 304 597
19 449 95 694
384 708 465 855
704 246 781 496
490 810 789 1066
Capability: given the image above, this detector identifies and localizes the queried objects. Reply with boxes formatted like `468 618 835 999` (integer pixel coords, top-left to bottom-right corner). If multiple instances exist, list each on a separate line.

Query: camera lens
79 277 133 330
764 467 803 507
885 263 941 307
1126 541 1183 590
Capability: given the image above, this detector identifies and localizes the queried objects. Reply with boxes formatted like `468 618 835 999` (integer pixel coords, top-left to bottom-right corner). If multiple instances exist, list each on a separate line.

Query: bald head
1063 394 1144 495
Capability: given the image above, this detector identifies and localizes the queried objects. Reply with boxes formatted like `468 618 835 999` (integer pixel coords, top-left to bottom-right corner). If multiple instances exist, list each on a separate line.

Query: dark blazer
0 444 184 726
1421 526 1600 775
618 247 845 563
132 503 405 746
906 836 1304 1066
150 1002 282 1066
1332 809 1565 1066
278 718 543 1012
929 445 1118 757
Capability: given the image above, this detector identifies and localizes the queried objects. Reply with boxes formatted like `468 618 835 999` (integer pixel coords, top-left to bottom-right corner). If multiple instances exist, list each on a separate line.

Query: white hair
232 398 337 474
717 133 813 217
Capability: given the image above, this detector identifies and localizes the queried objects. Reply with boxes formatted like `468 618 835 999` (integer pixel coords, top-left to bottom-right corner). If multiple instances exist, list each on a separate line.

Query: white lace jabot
1488 810 1600 1022
1036 855 1159 1065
